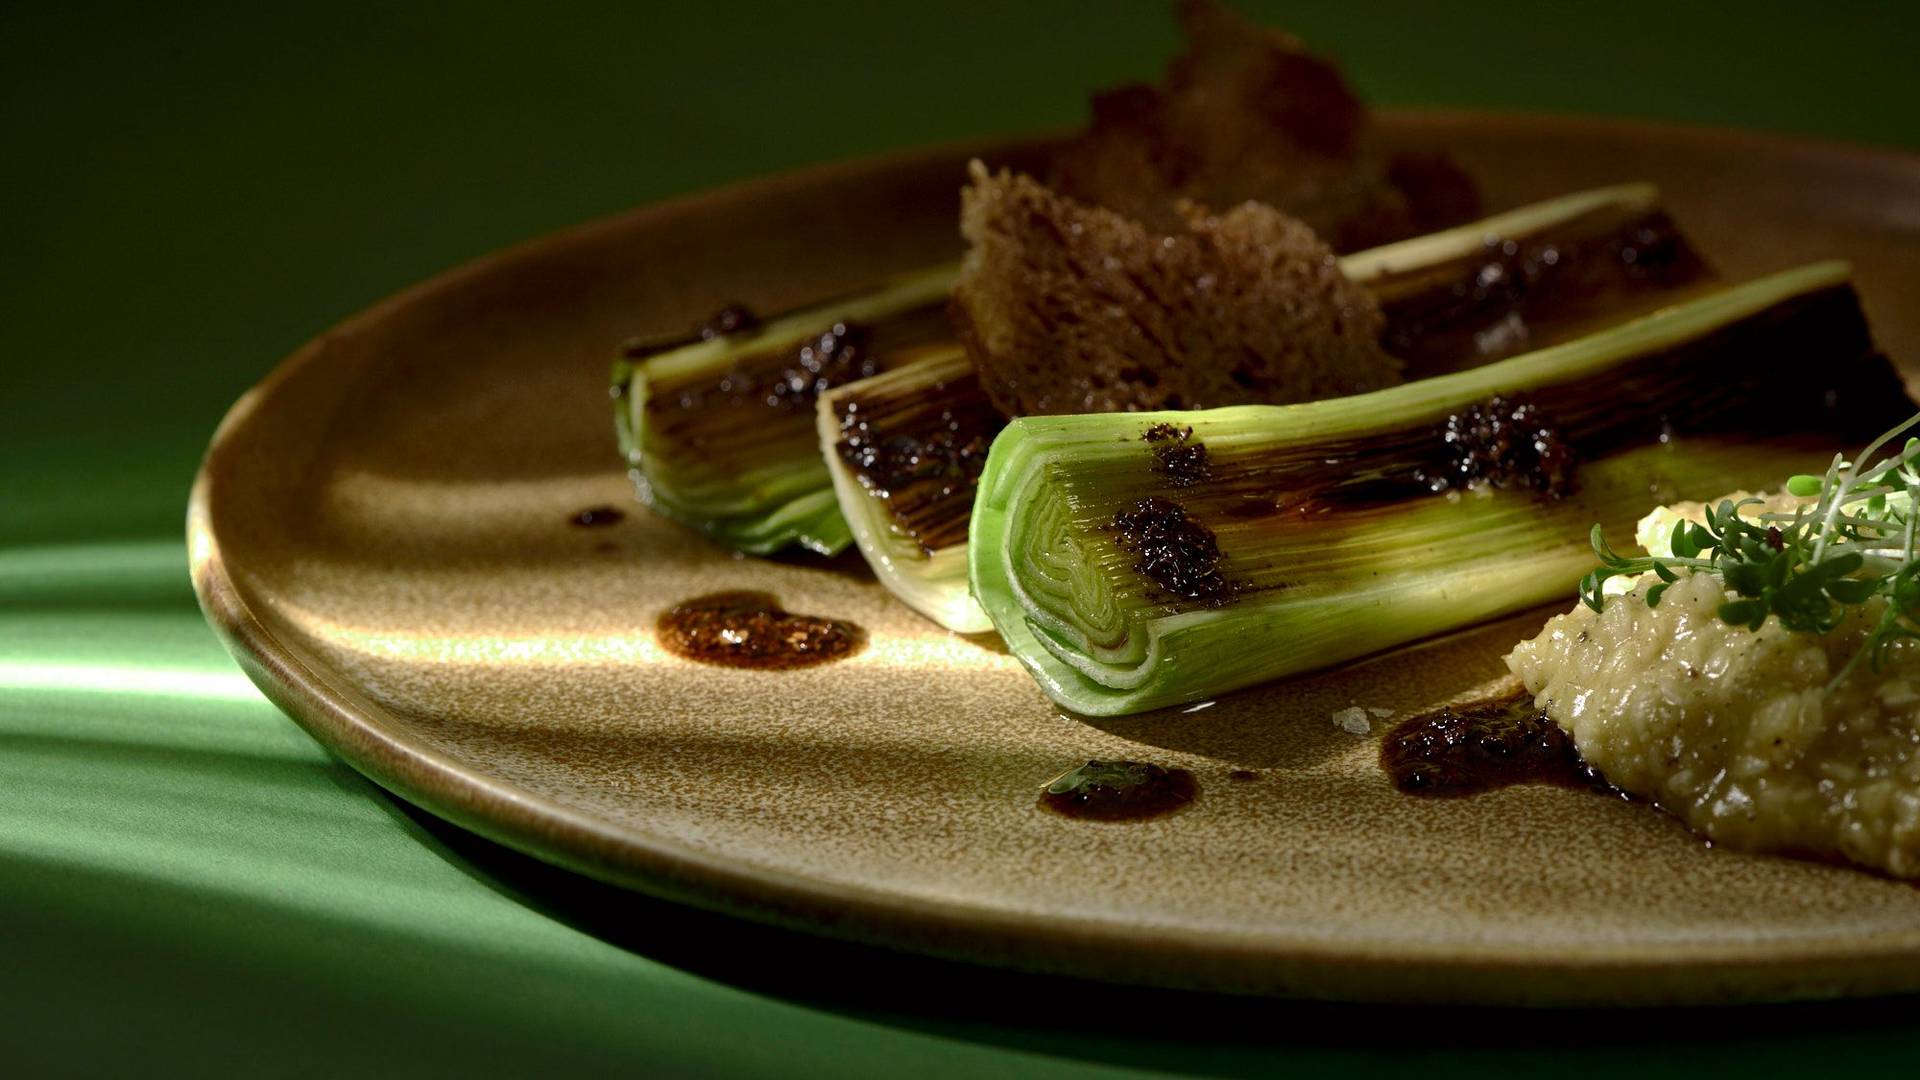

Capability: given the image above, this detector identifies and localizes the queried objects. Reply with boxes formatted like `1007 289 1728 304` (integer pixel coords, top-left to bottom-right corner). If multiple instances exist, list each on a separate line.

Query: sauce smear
1142 423 1212 487
569 505 626 527
1108 496 1237 603
699 302 761 340
1381 690 1615 798
1039 760 1197 822
657 592 862 670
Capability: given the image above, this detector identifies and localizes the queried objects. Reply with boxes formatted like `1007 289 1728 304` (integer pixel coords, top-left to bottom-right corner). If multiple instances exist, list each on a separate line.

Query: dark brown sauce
569 505 627 527
1107 496 1237 603
1378 208 1713 373
828 357 1005 553
1209 285 1901 523
644 299 952 429
656 592 863 670
1419 394 1576 498
699 302 761 340
1381 689 1618 798
1221 498 1286 519
1038 760 1197 822
760 322 878 409
1142 423 1211 487
837 412 991 495
665 321 881 415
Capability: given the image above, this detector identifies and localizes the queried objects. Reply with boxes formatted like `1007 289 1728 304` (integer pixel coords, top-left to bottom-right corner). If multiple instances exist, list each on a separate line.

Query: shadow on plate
383 791 1920 1075
1072 611 1546 774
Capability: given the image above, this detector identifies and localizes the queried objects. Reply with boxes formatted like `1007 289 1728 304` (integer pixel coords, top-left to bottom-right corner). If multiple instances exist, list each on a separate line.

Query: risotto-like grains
1507 540 1920 877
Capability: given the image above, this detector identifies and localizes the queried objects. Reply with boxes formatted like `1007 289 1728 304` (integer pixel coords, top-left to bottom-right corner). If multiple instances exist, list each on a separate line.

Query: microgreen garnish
1580 412 1920 689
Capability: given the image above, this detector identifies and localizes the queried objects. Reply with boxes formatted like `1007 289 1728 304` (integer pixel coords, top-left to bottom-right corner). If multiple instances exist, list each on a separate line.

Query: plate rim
189 110 1920 1005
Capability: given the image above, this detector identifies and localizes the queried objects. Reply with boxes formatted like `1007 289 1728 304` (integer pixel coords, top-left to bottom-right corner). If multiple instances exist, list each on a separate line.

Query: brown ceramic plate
191 113 1920 1005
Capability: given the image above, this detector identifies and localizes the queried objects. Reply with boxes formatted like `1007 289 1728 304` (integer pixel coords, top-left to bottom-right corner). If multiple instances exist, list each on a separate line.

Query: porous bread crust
1048 0 1479 252
951 163 1398 416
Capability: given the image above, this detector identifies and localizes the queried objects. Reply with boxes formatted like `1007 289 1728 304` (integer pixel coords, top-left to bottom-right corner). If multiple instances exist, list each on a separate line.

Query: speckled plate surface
191 113 1920 1005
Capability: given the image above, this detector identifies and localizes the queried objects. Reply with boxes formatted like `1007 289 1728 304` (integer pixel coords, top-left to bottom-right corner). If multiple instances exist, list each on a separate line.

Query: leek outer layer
969 262 1907 715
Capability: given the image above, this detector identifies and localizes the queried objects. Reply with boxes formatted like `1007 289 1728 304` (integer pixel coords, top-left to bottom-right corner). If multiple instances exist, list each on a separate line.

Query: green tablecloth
7 2 1919 1074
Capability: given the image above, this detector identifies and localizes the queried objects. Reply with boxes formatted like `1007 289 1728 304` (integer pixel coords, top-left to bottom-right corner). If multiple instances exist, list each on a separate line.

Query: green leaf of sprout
1579 411 1920 691
1826 578 1878 604
1578 571 1603 613
1670 519 1700 558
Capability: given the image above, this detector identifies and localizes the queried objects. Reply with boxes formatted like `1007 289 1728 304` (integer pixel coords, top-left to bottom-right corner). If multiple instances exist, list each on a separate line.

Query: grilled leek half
612 264 956 554
816 346 998 631
969 262 1910 715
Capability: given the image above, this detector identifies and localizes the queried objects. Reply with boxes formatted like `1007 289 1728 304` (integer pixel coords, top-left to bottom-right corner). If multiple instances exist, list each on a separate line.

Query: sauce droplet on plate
657 591 862 670
1038 760 1198 821
1381 689 1616 798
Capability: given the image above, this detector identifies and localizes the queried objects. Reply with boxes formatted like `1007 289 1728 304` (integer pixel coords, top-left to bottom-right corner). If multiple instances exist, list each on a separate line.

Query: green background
5 1 1919 1074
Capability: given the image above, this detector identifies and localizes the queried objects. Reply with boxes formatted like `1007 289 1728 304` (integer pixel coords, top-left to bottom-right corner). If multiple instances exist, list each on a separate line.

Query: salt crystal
1330 707 1371 735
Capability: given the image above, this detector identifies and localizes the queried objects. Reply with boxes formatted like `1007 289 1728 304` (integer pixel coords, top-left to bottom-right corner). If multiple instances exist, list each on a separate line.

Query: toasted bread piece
951 164 1396 416
1049 0 1478 252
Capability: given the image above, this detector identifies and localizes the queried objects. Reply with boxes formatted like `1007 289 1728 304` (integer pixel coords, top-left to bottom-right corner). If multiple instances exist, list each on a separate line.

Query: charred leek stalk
821 183 1711 630
625 184 1702 557
816 347 998 632
969 262 1910 715
613 264 956 554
